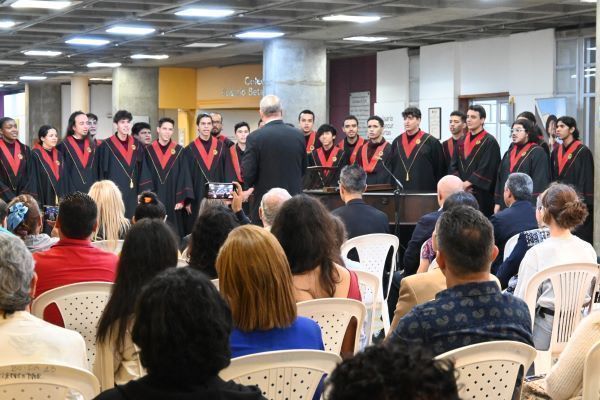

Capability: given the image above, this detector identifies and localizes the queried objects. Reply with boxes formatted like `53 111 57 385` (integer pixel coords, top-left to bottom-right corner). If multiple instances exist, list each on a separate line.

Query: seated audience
490 172 538 273
7 194 58 252
258 187 291 229
94 268 265 400
390 205 533 356
132 191 166 223
217 225 324 357
0 233 87 369
326 341 459 400
33 192 118 327
95 219 179 389
0 199 9 234
89 180 130 241
187 203 239 279
514 183 596 350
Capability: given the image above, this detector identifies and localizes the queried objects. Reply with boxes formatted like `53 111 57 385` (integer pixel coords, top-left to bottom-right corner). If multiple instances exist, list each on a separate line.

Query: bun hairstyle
134 191 166 222
7 195 41 238
541 183 588 230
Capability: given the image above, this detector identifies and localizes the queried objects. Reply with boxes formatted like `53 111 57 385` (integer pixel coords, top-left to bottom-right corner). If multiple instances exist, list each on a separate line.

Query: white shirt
0 311 88 370
514 235 597 308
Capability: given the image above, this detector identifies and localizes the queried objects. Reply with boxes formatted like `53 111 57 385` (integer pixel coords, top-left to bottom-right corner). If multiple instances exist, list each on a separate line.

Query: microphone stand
379 159 405 282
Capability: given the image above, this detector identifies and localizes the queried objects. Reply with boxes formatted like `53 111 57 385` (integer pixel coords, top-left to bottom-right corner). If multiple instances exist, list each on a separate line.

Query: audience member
332 164 389 238
0 198 9 234
33 192 118 327
258 187 291 229
326 341 459 400
390 205 533 355
490 172 538 273
514 183 596 350
0 233 87 369
7 194 58 252
94 268 265 400
95 219 178 389
187 203 239 278
217 225 323 357
89 180 130 241
132 191 166 223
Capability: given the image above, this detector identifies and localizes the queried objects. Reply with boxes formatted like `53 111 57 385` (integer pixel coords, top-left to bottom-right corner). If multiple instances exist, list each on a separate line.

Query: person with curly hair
7 194 58 252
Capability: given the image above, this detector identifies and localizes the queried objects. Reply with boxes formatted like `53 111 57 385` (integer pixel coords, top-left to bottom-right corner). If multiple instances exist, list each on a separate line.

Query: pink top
347 269 362 301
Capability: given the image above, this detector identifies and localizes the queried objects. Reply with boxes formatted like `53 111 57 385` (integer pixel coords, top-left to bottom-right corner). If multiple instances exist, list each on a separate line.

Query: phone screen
43 205 59 222
206 182 234 199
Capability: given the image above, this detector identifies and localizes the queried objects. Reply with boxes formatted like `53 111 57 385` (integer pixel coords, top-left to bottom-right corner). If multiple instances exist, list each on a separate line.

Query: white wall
375 48 409 140
61 83 113 139
4 92 27 143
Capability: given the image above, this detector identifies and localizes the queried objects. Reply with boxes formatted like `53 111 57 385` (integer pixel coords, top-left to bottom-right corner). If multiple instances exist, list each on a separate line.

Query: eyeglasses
511 128 526 133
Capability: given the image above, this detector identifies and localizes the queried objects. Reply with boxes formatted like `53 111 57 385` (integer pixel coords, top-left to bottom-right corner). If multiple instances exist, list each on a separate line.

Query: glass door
471 98 513 155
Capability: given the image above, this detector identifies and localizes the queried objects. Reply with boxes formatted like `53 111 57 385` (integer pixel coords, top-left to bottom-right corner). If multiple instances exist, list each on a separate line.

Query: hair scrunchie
7 202 28 232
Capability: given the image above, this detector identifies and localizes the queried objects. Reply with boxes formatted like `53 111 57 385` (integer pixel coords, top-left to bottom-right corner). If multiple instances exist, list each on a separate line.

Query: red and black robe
25 145 71 207
306 146 347 189
58 135 98 194
337 136 365 165
355 139 393 185
442 137 460 171
0 139 31 202
224 143 246 188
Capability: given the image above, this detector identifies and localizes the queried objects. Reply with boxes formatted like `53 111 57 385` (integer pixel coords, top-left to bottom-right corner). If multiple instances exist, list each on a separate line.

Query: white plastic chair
0 363 100 400
32 282 114 369
220 350 341 400
583 341 600 400
503 233 520 261
297 298 366 355
354 270 381 347
92 239 123 254
212 278 220 291
524 263 599 373
436 341 537 400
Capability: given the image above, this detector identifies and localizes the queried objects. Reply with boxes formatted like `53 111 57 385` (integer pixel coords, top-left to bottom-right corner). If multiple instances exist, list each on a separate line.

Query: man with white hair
242 95 307 223
0 233 88 368
259 188 292 229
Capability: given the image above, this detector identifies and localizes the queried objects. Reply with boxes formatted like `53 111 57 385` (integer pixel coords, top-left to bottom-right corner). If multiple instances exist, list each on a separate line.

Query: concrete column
112 67 158 127
70 76 89 113
26 82 62 146
594 3 600 251
263 39 327 125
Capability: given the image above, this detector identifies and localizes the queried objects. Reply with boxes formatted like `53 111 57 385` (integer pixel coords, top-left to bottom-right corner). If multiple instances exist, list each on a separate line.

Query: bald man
259 187 292 230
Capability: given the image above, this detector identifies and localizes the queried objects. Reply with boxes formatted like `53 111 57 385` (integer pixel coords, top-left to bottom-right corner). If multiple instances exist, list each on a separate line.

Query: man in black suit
242 95 307 223
332 164 389 238
490 172 538 273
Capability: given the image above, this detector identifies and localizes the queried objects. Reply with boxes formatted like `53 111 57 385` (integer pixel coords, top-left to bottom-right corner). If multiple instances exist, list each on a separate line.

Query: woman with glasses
493 118 550 213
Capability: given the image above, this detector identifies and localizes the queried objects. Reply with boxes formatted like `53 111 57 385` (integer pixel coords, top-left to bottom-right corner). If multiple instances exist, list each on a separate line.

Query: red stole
305 131 316 153
34 144 60 180
0 139 23 175
509 143 535 172
193 136 218 170
109 135 135 166
66 136 91 168
229 145 243 182
361 141 388 173
152 140 177 169
316 146 340 176
339 137 365 164
463 130 487 158
401 130 426 158
558 140 582 175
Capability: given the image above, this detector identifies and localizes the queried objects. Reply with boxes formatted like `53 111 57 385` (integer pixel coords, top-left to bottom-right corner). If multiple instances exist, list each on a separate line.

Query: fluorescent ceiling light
131 54 169 60
87 62 121 68
175 8 235 17
11 0 72 9
66 37 110 46
323 15 381 23
343 36 388 42
20 75 47 80
106 25 155 35
0 60 27 65
89 77 112 81
23 50 62 56
0 81 18 84
0 20 16 29
183 42 227 48
46 70 74 74
236 31 284 39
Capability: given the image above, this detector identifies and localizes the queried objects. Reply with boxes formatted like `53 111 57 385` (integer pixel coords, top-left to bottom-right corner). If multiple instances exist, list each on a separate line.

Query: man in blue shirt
390 205 533 356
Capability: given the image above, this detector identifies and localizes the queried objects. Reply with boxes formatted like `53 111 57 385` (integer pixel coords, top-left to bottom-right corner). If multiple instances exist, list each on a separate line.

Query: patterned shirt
390 281 533 356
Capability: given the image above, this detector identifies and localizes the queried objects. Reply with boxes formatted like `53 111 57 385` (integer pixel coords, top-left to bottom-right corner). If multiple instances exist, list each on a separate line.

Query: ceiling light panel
87 62 121 68
343 36 388 42
236 31 284 39
66 37 110 46
0 20 16 29
175 8 235 18
106 26 155 35
130 54 169 60
11 0 72 9
20 75 47 80
323 15 381 23
23 50 62 56
183 42 227 48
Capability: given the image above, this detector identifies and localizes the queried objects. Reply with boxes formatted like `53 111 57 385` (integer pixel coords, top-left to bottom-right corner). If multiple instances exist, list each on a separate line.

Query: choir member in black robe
0 117 31 202
307 124 347 189
355 116 393 185
299 109 322 154
97 110 152 219
494 119 550 211
449 105 501 217
551 116 594 243
391 107 446 192
210 112 234 148
516 111 552 159
224 122 250 188
442 111 466 169
337 115 365 165
58 111 98 194
25 125 71 208
145 117 194 238
184 113 227 232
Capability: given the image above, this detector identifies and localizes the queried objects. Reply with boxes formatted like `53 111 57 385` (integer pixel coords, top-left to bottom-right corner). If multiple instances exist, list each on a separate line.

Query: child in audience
7 194 58 252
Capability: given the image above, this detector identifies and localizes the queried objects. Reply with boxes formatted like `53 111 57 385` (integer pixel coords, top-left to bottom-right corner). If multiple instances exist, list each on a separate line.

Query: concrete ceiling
0 0 596 90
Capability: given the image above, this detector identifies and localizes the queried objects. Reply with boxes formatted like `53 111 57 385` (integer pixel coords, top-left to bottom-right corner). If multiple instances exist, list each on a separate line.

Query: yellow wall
159 67 197 110
197 64 263 109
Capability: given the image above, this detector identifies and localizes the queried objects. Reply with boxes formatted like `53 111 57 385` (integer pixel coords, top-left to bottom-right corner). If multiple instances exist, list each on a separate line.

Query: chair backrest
583 341 600 400
503 233 520 261
91 240 123 254
524 263 599 355
31 282 114 368
297 298 366 354
436 341 537 400
220 350 341 400
0 363 100 400
354 270 380 347
212 278 220 291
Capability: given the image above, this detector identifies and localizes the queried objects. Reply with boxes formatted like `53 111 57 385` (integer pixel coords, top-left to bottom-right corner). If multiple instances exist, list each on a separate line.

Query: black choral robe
97 135 153 218
450 130 501 216
0 139 31 202
306 146 347 189
25 146 71 207
217 134 235 148
551 140 594 243
355 139 393 185
442 137 460 172
390 130 446 192
224 143 246 188
58 135 98 194
494 143 550 209
337 136 365 166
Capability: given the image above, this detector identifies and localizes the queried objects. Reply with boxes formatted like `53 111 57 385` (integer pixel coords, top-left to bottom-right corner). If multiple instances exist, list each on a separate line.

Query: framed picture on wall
428 107 442 139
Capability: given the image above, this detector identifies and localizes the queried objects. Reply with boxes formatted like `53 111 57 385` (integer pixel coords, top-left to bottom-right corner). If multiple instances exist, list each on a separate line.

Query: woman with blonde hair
88 180 130 242
216 225 323 358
